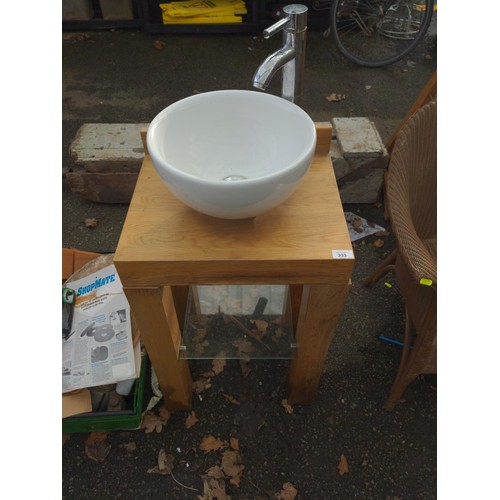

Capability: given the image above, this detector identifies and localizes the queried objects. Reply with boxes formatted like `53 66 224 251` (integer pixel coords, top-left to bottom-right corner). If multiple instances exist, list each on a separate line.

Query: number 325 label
332 250 354 259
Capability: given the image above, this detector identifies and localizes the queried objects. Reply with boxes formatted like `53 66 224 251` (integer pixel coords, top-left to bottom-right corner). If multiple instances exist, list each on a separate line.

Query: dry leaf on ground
84 431 111 463
185 411 199 429
193 377 212 394
222 393 241 406
120 442 137 454
158 403 171 424
212 355 227 375
154 40 166 50
148 449 174 475
351 217 364 233
250 319 268 337
221 450 245 487
325 92 346 102
239 358 251 378
281 399 293 414
199 435 228 454
206 465 225 479
141 411 166 433
338 453 349 475
373 239 385 248
232 339 254 355
276 482 298 500
230 437 240 451
198 477 229 500
84 218 98 228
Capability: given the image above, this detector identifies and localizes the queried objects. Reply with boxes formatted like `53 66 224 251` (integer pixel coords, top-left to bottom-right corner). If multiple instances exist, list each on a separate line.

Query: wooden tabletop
114 124 354 287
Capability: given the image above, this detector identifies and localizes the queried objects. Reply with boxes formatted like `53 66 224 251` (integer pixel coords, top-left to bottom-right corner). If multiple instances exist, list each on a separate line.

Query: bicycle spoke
331 0 434 67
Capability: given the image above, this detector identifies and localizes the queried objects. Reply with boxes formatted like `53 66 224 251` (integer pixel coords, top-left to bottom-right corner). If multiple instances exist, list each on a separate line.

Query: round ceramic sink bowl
147 90 317 219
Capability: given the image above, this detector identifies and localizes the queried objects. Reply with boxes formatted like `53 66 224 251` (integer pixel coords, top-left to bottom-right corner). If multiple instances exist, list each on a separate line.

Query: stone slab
70 123 149 172
332 117 386 159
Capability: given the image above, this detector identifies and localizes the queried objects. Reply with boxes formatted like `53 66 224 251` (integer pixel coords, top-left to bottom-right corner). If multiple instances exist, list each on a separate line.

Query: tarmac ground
62 25 437 499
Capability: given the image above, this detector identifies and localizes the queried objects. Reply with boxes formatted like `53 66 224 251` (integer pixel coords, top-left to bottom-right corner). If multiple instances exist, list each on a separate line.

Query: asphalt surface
62 25 437 499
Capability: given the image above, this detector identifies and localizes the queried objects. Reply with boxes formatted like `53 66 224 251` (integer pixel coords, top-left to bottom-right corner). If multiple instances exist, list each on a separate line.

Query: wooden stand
114 123 354 411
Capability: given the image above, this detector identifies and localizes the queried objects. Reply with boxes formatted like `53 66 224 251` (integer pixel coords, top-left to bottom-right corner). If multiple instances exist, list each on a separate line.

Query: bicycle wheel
330 0 435 67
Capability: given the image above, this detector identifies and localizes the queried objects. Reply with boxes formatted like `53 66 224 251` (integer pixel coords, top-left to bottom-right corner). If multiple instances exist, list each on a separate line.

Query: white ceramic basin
146 90 317 219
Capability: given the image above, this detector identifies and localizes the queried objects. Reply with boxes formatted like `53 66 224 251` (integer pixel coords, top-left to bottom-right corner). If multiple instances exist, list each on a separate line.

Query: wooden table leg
288 283 350 405
123 286 192 411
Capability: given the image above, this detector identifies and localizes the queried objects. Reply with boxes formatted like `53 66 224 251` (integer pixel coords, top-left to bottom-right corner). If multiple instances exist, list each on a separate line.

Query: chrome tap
252 4 308 106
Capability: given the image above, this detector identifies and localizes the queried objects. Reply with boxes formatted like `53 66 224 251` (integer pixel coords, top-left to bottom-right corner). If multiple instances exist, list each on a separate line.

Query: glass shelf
179 285 295 360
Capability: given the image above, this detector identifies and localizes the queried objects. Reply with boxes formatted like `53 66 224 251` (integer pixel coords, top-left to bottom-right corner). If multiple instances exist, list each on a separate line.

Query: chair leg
363 249 397 287
384 311 415 410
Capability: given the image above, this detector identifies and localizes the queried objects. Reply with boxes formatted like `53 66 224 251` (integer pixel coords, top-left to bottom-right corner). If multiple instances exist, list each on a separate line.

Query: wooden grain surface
114 124 353 286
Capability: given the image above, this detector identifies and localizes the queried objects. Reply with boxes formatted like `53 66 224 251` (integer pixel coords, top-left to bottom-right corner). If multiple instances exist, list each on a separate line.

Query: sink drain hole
222 175 248 181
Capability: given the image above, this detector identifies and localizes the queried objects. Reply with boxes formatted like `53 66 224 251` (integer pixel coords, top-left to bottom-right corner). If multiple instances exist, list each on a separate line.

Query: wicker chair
364 100 437 410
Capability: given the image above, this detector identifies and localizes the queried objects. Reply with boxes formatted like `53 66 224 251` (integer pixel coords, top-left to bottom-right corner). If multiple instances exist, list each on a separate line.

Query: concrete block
70 123 148 173
329 117 389 203
332 117 386 159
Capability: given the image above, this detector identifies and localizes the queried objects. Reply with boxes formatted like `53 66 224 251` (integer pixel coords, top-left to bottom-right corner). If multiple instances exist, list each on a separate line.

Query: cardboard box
62 248 146 432
99 0 134 20
62 0 94 20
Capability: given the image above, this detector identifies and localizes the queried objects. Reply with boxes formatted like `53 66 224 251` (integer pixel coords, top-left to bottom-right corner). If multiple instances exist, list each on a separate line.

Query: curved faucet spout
252 5 308 105
252 46 296 91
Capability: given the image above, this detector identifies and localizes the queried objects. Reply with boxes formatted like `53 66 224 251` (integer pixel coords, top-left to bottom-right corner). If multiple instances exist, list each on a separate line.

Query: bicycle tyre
330 0 435 67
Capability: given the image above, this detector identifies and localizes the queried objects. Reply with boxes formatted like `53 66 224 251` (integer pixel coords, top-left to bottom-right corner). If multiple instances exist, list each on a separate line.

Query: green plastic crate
62 354 148 433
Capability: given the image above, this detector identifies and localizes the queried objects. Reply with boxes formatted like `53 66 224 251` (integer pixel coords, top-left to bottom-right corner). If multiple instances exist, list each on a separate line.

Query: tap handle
263 17 290 39
263 4 308 38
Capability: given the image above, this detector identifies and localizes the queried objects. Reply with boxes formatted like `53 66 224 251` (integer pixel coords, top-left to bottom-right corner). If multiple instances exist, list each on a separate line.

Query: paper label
332 250 354 259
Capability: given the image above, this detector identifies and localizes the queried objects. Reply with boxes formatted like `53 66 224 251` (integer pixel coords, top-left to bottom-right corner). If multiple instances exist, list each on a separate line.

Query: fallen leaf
239 358 251 378
199 435 228 454
193 377 212 394
158 403 171 425
120 442 137 453
281 399 293 414
198 477 229 500
221 450 245 486
141 411 165 433
232 339 254 354
84 218 98 228
212 354 227 375
276 482 298 500
250 319 268 337
148 449 174 475
206 465 225 479
154 40 166 50
223 393 241 406
375 230 390 237
351 216 364 233
185 411 199 429
373 239 385 248
325 92 346 102
338 453 349 475
230 437 240 451
84 431 111 463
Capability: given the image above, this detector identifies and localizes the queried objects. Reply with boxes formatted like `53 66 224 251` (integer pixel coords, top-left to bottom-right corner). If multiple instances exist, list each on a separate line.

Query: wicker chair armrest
392 212 437 289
